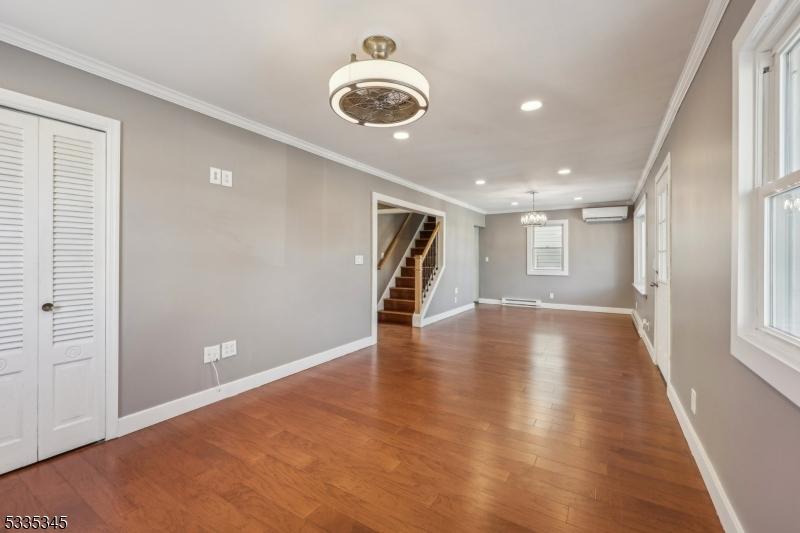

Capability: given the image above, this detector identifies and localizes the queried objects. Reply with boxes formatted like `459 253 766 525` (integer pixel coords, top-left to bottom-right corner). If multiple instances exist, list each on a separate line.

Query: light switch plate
204 344 221 363
354 255 364 265
454 287 459 294
209 167 222 185
221 340 237 359
221 170 233 187
691 388 697 414
485 256 490 262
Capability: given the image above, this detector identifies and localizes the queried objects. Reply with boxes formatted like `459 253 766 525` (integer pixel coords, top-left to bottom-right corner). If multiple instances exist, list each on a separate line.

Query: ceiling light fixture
520 192 548 227
520 100 543 112
511 201 519 206
475 179 486 185
558 168 572 175
393 131 410 140
329 35 430 127
574 196 583 201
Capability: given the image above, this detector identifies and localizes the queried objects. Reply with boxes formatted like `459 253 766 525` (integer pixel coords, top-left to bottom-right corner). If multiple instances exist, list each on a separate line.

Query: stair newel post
414 255 423 313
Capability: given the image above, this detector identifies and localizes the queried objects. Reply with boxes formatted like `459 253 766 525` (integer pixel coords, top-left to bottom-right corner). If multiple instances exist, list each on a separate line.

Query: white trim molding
117 335 375 437
477 299 631 315
0 23 485 215
667 385 745 533
419 303 475 327
632 309 657 363
0 88 123 440
632 0 731 201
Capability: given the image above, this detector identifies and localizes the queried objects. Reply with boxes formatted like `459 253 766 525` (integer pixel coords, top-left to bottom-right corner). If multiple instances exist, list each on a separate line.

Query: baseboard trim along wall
116 335 376 437
420 303 475 327
477 298 631 315
667 385 745 533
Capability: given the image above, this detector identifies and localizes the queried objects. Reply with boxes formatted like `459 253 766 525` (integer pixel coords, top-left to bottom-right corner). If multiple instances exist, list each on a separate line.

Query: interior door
654 164 671 382
37 117 106 460
0 108 38 474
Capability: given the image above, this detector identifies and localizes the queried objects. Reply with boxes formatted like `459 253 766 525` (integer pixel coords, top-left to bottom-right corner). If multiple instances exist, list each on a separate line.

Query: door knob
41 303 55 312
649 282 659 288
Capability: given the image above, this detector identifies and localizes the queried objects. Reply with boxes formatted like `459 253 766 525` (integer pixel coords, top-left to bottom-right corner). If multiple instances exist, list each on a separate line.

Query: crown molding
0 23 486 215
631 0 730 201
486 200 632 215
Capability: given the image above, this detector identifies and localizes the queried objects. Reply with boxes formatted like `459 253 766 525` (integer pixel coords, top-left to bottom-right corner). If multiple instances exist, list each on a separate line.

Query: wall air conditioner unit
581 206 629 223
501 297 542 308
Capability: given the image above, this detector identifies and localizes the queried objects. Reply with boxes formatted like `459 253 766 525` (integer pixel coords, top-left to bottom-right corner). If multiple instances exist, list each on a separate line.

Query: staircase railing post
414 255 423 313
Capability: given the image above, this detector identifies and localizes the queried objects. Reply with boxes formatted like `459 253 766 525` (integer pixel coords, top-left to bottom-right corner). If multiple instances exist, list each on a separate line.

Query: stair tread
385 298 414 303
378 310 414 316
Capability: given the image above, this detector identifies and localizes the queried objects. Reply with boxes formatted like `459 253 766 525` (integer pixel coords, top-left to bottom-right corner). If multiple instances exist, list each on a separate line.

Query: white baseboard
417 303 475 327
667 385 744 533
632 310 657 363
477 298 631 315
116 335 376 437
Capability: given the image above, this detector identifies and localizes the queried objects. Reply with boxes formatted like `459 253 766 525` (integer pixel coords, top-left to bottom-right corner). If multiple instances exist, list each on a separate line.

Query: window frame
732 0 800 408
633 196 648 295
526 219 569 276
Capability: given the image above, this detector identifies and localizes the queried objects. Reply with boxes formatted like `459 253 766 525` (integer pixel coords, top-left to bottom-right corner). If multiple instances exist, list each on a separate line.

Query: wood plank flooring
1 305 722 532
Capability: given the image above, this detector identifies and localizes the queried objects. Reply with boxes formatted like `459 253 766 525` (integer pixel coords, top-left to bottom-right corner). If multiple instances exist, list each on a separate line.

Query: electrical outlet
204 344 221 363
354 255 364 265
485 256 490 262
549 292 555 300
454 296 458 303
221 340 237 359
209 167 222 185
691 388 697 414
454 287 459 295
221 170 233 187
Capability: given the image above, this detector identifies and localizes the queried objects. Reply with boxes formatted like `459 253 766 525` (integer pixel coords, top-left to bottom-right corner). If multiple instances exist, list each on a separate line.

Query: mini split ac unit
581 206 629 223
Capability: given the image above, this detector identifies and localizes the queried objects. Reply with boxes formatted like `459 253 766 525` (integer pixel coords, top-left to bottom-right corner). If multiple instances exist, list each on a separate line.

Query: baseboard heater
501 297 542 308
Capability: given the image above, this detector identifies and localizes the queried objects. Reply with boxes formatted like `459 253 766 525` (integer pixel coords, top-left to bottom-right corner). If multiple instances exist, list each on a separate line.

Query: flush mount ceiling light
521 191 548 227
393 131 410 140
574 196 583 201
520 100 543 112
329 35 430 127
558 168 572 175
511 201 519 206
475 179 486 185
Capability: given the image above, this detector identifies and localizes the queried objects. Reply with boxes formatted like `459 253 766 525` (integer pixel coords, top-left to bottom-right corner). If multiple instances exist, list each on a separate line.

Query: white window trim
732 0 800 408
633 196 648 295
527 219 569 276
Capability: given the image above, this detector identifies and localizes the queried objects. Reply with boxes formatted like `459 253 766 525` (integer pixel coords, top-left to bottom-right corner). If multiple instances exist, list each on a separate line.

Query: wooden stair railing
377 213 412 270
414 221 441 313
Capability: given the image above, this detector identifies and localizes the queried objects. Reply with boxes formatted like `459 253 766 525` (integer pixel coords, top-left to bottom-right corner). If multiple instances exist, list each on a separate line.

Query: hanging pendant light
329 35 430 127
520 191 548 227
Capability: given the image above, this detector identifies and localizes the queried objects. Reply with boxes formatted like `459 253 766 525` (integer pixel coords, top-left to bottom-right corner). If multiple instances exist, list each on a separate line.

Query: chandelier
520 191 548 227
329 35 430 127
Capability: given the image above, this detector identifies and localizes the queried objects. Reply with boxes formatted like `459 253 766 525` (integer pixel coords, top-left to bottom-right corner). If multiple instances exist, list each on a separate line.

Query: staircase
378 216 440 325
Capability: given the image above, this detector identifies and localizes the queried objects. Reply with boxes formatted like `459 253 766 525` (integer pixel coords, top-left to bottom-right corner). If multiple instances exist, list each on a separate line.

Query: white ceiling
0 0 708 212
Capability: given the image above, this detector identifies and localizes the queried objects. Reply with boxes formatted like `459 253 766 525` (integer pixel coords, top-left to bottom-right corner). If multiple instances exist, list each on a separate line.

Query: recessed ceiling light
574 196 583 201
558 168 572 175
475 179 486 185
520 100 543 112
511 201 519 206
393 131 410 140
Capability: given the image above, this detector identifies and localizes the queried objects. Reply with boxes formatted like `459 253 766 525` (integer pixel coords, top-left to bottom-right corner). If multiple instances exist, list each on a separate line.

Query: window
633 198 647 295
527 220 568 276
733 0 800 407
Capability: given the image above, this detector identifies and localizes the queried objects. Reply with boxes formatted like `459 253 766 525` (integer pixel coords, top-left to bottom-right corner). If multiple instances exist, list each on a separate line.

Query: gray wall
480 209 633 308
632 1 800 531
376 212 424 301
0 42 484 417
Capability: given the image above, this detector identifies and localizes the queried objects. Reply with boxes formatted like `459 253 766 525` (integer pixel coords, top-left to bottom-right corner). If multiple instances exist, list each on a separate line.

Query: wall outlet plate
221 170 233 187
690 388 697 414
209 167 222 185
221 340 237 359
454 287 459 294
354 255 364 265
204 344 221 363
549 292 555 300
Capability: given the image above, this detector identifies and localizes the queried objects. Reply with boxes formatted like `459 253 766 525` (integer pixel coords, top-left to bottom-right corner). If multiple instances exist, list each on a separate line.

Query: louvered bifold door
0 109 38 475
37 118 106 459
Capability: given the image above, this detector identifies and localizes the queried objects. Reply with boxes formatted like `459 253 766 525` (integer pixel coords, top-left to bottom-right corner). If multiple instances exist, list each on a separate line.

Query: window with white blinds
527 220 569 276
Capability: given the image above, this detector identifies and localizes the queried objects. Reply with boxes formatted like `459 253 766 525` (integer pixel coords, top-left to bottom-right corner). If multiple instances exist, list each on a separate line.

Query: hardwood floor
1 305 722 532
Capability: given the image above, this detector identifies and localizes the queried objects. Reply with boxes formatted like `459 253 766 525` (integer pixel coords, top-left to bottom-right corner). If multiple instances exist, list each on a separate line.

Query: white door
37 118 106 460
0 109 106 474
654 163 671 382
0 108 38 475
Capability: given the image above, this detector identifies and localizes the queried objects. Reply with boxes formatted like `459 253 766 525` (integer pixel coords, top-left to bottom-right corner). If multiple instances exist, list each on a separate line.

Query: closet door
37 118 106 459
0 108 38 475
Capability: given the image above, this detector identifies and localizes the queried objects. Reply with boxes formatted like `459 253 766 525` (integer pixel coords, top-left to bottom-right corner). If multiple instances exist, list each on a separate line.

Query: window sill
527 270 569 277
731 327 800 408
633 282 647 296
